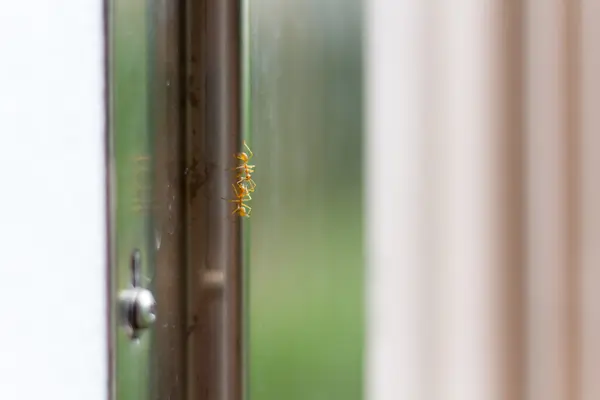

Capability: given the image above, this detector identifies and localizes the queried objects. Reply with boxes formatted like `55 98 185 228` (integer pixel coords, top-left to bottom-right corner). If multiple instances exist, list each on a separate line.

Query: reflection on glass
249 1 363 399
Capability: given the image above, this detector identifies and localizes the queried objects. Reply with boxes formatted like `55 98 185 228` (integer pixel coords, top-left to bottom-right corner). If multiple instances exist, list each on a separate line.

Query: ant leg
231 183 241 197
229 192 250 202
237 181 255 195
233 168 247 179
236 177 252 188
240 179 255 191
242 183 255 193
243 141 254 160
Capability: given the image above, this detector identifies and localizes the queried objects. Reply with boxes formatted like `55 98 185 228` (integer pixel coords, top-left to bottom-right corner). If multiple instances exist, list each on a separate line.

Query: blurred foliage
248 1 363 399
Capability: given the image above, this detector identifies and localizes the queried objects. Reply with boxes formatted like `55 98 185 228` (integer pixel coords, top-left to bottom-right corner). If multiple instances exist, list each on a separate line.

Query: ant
232 141 256 192
227 183 252 218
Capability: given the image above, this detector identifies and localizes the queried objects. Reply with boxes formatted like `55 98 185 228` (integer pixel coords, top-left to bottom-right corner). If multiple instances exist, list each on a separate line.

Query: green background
247 1 364 399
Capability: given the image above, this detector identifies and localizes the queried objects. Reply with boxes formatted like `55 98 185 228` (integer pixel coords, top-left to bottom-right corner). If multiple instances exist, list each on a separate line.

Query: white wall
0 2 107 399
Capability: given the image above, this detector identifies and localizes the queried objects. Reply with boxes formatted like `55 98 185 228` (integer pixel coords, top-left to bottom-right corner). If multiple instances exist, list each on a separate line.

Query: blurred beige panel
365 0 428 398
366 0 513 399
523 0 576 399
433 1 505 399
579 1 600 399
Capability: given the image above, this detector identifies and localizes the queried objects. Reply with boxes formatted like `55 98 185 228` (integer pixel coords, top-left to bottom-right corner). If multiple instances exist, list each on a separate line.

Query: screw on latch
118 249 156 339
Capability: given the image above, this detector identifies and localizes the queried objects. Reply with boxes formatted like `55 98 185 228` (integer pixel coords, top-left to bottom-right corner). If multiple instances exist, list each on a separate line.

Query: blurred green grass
246 0 363 397
249 209 363 400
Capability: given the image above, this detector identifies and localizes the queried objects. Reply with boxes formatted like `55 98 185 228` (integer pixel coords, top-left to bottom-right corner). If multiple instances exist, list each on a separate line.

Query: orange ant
227 183 252 218
235 168 256 192
232 141 256 192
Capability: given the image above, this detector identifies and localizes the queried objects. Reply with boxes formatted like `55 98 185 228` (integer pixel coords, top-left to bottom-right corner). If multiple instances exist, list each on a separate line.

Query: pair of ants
227 141 256 218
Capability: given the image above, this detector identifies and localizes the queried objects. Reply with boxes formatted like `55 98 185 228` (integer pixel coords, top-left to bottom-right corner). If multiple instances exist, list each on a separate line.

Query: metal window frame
106 0 246 398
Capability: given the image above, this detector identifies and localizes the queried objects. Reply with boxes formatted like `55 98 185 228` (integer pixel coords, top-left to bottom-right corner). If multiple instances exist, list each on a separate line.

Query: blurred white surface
366 1 504 400
0 2 107 399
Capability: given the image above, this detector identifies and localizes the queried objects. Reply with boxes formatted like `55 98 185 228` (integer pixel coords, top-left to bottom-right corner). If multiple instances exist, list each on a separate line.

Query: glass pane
110 0 157 397
248 1 364 399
